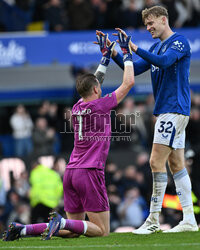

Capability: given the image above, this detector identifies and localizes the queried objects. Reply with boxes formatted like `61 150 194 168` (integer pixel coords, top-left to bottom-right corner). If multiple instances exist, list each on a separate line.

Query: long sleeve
112 53 124 70
133 58 151 75
136 47 178 69
113 53 150 75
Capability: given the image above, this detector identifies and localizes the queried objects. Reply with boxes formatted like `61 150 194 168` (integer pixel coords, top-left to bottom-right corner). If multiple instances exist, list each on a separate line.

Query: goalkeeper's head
76 73 102 100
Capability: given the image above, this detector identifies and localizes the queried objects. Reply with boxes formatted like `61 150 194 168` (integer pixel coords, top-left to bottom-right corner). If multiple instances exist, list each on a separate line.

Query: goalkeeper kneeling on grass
3 30 135 241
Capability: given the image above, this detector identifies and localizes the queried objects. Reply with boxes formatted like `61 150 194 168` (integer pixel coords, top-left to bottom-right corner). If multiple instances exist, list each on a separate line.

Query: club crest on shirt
171 40 185 52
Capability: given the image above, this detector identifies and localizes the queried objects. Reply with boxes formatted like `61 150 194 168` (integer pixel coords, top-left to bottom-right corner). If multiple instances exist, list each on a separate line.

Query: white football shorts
153 113 189 149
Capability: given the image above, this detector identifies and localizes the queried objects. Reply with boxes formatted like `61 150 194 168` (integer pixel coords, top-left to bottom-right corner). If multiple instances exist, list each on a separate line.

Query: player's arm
115 27 178 69
134 47 178 69
115 32 134 104
115 28 179 69
94 31 125 71
111 50 124 69
112 52 150 75
111 29 150 75
95 30 149 76
132 38 190 68
94 31 116 85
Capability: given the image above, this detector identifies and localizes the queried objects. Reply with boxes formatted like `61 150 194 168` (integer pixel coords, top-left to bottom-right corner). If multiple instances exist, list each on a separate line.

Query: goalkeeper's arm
115 32 135 104
94 32 116 85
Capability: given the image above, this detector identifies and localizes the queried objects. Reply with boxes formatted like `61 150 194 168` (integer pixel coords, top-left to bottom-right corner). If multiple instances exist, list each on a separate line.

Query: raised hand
95 31 116 66
95 30 112 46
115 28 132 62
114 28 138 53
113 28 128 39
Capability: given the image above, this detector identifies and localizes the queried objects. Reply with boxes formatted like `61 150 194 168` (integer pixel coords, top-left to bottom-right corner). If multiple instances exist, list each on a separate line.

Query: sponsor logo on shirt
151 65 159 72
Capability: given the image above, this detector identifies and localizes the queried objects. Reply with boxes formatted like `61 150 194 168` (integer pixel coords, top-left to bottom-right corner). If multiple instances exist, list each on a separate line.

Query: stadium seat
26 21 48 32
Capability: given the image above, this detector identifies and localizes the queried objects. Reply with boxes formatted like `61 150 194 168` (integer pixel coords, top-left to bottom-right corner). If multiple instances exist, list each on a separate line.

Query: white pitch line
0 243 200 249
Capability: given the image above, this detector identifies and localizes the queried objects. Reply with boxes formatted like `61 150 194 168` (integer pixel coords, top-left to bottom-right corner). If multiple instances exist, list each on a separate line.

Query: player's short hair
142 6 168 23
76 73 99 98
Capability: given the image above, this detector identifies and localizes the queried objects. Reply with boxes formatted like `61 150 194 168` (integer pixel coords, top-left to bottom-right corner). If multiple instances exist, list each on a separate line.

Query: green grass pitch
0 232 200 250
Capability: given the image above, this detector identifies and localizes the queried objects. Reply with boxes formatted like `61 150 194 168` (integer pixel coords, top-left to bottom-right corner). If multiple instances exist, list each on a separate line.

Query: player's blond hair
142 6 168 23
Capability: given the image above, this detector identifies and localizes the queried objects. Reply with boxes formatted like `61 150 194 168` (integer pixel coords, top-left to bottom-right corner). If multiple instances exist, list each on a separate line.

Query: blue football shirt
113 33 191 116
137 33 191 116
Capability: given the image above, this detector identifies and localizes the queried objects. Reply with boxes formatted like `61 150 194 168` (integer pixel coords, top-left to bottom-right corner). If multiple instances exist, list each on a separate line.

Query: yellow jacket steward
30 164 63 208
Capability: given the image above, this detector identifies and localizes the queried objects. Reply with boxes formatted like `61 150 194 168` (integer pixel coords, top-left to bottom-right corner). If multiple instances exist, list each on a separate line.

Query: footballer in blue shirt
99 5 198 234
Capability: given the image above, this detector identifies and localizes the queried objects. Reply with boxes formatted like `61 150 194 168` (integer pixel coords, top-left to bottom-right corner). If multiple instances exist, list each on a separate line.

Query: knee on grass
94 228 109 237
86 223 109 237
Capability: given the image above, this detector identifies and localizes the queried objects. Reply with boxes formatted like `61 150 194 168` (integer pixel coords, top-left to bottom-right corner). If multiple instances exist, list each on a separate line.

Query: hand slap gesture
114 28 132 62
94 31 116 66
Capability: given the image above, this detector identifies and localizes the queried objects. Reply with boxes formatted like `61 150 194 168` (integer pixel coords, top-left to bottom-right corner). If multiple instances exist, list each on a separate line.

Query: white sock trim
124 61 133 66
82 221 88 234
60 218 66 229
96 64 107 74
20 227 26 236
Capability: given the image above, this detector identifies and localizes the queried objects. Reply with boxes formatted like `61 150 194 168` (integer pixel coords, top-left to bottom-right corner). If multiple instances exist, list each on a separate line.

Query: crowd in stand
0 0 200 32
0 92 200 235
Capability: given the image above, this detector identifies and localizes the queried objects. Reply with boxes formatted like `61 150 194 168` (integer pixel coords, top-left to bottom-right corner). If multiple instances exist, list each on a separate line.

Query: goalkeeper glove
96 33 116 66
117 32 132 62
